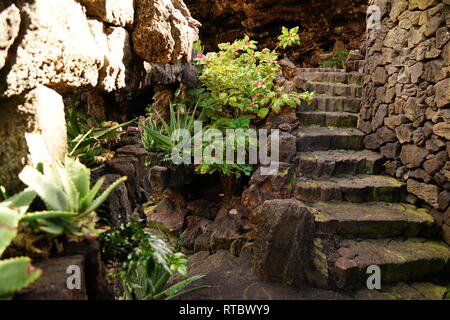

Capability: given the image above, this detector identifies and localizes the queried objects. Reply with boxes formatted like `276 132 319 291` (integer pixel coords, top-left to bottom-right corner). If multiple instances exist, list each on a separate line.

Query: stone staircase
293 68 450 291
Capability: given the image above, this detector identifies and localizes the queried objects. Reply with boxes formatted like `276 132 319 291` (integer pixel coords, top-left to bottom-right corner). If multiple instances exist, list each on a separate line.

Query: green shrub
189 27 312 178
319 49 350 69
99 221 141 262
194 27 312 121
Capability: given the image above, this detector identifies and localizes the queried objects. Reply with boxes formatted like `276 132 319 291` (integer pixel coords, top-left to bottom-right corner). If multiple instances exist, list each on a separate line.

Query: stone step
297 111 358 128
299 71 363 85
295 150 384 178
330 238 450 290
306 81 362 98
294 174 407 203
353 282 448 300
298 95 361 113
312 201 437 239
296 127 365 152
298 68 345 73
346 60 365 73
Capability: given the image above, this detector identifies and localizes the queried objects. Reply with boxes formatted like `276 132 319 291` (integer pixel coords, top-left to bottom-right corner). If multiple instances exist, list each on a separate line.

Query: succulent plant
19 156 127 237
0 190 42 300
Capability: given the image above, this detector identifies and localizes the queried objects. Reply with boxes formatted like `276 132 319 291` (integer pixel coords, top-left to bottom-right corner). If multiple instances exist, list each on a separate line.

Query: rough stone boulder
133 0 201 64
15 255 88 300
241 162 295 216
252 199 315 286
0 2 20 70
77 0 134 27
147 198 188 234
433 122 450 140
407 179 440 208
435 79 450 108
144 59 198 88
109 144 152 209
88 20 134 92
0 86 67 193
399 144 430 168
98 173 132 228
1 0 104 97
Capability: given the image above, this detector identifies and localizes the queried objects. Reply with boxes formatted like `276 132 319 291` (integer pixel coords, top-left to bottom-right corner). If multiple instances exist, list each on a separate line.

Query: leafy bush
67 108 134 170
190 27 312 178
99 221 141 262
319 49 350 69
18 156 126 237
194 27 312 121
0 190 42 299
111 222 208 300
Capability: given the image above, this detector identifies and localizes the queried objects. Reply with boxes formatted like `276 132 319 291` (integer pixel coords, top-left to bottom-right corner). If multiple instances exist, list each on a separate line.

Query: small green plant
140 102 204 156
193 40 204 54
0 190 42 299
278 26 301 49
67 108 134 170
114 223 209 300
18 156 126 237
99 221 141 262
319 49 350 69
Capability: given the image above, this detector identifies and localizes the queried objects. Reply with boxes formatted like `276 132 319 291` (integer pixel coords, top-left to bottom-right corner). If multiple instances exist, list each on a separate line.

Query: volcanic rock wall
359 0 450 237
0 0 200 193
185 0 368 65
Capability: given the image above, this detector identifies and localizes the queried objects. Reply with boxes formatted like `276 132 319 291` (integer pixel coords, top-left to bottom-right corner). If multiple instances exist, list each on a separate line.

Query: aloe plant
18 157 127 237
0 190 42 300
67 108 135 169
140 102 204 154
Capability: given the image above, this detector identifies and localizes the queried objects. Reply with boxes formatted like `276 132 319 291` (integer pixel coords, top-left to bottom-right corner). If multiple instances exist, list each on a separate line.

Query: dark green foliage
105 222 208 300
319 49 350 69
66 108 134 170
99 221 142 262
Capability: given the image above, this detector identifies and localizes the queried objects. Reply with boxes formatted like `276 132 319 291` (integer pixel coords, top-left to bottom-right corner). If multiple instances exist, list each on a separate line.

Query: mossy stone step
331 238 450 290
294 174 406 203
306 81 362 98
295 150 384 178
353 282 448 300
298 68 345 73
312 201 437 238
297 111 358 128
299 71 363 85
296 127 365 152
298 95 361 113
